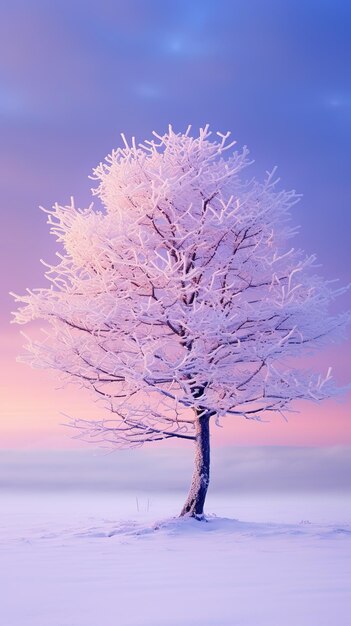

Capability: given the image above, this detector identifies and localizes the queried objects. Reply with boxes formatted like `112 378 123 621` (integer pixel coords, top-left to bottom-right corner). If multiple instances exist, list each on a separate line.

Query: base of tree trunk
180 413 210 519
180 510 208 521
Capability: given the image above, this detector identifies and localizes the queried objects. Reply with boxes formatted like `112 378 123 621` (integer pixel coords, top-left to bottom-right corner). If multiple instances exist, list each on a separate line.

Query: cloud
1 446 350 493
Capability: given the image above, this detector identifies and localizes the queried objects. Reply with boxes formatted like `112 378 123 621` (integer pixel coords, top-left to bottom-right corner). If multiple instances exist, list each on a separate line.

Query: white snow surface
2 490 351 626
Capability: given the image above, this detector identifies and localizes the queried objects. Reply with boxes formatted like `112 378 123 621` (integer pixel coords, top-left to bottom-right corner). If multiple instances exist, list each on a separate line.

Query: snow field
1 491 350 626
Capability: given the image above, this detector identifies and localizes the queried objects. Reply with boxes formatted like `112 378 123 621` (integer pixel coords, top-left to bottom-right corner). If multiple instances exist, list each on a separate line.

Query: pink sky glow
2 329 350 450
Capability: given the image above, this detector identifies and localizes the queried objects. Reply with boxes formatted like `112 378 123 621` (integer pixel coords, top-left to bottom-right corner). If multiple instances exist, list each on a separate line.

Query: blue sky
2 0 351 301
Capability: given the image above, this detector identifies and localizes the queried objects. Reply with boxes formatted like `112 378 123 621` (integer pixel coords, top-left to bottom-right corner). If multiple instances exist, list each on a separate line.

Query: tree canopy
12 126 349 448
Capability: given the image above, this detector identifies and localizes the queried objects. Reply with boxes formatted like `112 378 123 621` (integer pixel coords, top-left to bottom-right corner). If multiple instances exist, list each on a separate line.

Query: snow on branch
11 126 350 447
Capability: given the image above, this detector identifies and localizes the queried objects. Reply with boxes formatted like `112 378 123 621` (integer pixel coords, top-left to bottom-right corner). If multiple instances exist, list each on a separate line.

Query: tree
11 126 349 519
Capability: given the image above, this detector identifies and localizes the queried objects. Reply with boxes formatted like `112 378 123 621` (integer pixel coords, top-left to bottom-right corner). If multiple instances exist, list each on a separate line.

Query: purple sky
1 0 350 447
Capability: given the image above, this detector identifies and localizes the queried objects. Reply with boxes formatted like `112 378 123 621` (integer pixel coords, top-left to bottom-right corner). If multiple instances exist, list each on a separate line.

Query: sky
2 447 351 493
1 0 350 449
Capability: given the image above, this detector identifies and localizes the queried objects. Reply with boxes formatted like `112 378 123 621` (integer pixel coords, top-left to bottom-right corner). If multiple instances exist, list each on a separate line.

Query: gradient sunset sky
1 0 350 449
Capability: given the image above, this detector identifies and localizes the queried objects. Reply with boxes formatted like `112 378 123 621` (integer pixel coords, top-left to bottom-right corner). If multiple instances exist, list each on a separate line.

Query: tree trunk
180 412 211 519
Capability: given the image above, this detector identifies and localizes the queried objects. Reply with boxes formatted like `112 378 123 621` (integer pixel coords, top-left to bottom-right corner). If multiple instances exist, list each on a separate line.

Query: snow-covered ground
2 490 351 626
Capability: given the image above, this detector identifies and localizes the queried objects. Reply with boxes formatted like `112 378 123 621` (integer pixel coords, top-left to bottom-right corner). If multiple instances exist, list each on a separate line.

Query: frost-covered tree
12 126 349 518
